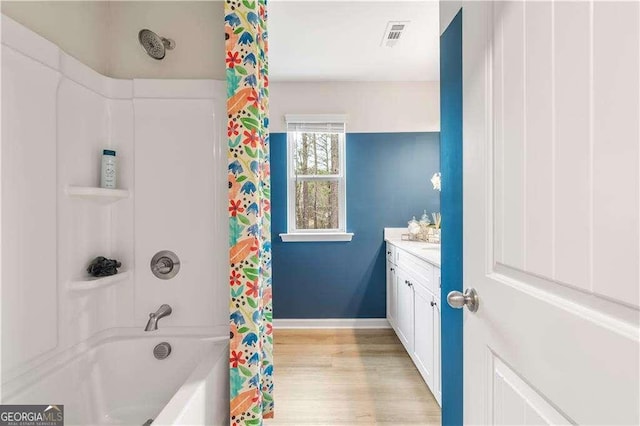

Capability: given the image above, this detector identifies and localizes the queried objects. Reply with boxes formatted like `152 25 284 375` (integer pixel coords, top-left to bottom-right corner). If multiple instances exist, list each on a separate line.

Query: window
280 115 353 242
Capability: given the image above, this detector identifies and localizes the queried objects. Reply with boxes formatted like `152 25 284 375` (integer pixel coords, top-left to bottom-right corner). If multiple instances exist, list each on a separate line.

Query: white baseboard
274 318 391 329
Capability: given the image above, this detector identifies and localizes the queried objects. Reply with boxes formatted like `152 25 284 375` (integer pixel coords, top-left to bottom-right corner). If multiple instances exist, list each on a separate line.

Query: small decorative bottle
419 210 431 241
101 149 117 189
420 210 431 225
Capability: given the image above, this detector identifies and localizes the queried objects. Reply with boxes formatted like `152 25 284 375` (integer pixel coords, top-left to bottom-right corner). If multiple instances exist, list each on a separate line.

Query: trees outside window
286 117 346 233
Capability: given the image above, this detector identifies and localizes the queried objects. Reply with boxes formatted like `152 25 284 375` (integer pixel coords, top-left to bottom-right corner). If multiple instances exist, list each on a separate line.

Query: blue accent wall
441 10 464 426
271 132 440 318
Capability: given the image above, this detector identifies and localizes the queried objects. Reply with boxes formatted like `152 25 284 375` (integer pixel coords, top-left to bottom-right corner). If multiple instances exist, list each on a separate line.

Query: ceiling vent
381 21 409 47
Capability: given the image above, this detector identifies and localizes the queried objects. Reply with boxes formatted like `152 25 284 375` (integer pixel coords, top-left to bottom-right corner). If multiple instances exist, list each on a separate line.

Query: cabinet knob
390 267 394 272
430 301 436 307
387 251 391 255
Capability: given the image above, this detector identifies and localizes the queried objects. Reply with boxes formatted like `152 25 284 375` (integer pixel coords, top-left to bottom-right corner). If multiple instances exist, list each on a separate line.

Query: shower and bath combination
3 11 229 426
138 29 175 60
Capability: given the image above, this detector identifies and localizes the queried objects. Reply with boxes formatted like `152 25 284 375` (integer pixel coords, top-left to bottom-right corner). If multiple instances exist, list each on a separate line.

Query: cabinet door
433 298 442 406
395 269 414 352
433 263 442 404
412 283 434 391
386 243 396 265
386 260 397 327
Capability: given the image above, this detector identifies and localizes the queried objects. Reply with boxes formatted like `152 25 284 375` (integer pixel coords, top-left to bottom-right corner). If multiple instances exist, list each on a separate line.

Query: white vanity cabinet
386 241 441 406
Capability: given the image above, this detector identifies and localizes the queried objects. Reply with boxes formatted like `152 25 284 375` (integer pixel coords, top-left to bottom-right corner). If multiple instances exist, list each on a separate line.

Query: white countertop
385 238 441 267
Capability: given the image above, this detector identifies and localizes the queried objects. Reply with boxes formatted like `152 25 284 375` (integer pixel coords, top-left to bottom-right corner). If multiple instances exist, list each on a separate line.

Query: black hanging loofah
86 256 122 277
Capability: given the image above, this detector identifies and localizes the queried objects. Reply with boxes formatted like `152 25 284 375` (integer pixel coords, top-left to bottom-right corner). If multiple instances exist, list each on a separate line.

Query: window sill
280 232 354 243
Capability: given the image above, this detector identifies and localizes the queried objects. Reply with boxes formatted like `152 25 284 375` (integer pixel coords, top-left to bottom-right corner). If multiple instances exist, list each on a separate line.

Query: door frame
439 8 464 426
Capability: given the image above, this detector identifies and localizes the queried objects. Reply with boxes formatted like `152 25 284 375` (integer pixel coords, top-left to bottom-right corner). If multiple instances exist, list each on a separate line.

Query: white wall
269 81 440 133
440 1 461 35
107 1 225 80
1 1 110 75
0 1 226 80
1 16 228 382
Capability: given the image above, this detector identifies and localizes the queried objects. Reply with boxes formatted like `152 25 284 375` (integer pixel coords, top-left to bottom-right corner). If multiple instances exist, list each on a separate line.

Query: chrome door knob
447 288 479 312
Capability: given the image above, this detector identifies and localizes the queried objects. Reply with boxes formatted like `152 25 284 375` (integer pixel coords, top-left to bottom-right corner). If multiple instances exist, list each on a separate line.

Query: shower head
138 29 175 60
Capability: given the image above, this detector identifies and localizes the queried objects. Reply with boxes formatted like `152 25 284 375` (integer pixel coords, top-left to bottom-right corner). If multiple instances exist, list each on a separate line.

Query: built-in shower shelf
67 270 131 292
66 186 130 204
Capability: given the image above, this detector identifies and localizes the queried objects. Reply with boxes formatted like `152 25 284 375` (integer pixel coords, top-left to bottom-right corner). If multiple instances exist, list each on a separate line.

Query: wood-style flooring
265 328 441 426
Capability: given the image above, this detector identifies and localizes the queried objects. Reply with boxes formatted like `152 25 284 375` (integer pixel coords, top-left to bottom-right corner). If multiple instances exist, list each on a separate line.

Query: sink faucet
144 304 172 331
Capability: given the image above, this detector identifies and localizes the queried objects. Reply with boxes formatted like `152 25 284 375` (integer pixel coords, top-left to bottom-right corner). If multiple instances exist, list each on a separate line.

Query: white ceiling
268 1 440 82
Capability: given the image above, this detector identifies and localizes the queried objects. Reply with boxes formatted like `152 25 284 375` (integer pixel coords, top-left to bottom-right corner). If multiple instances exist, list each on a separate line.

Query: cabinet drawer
386 243 397 265
397 249 434 293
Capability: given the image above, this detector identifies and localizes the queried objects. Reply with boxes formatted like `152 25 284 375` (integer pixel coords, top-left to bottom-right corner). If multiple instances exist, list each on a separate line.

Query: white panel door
459 1 640 425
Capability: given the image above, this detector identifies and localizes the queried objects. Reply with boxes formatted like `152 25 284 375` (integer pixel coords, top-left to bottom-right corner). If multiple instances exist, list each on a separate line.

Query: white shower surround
1 15 229 423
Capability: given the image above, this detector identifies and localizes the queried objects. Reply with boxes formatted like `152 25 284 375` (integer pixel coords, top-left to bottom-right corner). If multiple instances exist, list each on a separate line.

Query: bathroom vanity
385 229 441 406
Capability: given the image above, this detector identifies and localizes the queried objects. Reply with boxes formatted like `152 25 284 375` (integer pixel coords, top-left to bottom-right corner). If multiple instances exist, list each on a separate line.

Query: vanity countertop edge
384 228 441 267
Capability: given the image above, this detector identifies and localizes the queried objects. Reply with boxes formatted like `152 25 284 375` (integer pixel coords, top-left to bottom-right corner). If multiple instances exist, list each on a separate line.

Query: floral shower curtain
226 0 274 424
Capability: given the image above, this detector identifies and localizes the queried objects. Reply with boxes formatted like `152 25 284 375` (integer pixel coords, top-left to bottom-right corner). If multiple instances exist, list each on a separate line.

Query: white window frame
280 114 353 243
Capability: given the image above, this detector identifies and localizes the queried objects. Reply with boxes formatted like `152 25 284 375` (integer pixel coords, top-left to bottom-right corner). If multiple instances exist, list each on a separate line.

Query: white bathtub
2 330 229 426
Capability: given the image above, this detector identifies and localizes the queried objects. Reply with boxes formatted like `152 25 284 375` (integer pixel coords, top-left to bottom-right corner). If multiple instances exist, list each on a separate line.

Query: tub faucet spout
144 304 172 331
